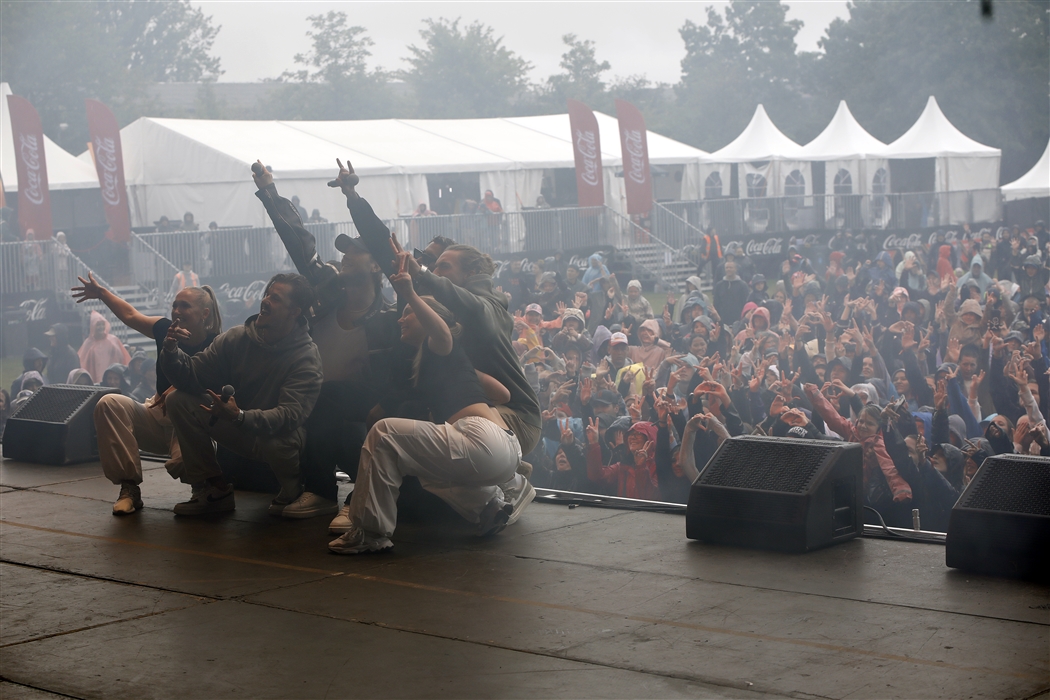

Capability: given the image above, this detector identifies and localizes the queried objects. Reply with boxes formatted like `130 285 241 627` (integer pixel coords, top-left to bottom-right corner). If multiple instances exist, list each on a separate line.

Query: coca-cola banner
85 99 131 243
615 99 652 217
6 95 53 239
567 99 604 207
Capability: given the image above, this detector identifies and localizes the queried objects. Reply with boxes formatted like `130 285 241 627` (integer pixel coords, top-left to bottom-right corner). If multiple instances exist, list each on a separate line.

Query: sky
193 1 851 85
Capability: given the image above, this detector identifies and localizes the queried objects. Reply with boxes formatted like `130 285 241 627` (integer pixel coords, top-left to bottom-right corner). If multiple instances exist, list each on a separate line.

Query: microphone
209 385 235 427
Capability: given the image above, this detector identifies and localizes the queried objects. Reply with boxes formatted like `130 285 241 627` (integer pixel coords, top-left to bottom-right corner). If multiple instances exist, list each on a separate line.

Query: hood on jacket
640 318 661 339
959 298 983 319
901 301 924 322
933 442 967 489
750 306 771 330
562 307 586 327
751 273 766 288
19 370 45 391
88 310 113 336
947 414 967 445
685 275 704 293
1024 254 1042 268
45 323 70 345
591 325 612 361
970 254 985 272
876 251 894 267
851 383 879 405
629 421 658 444
939 245 953 261
22 347 48 372
66 368 94 385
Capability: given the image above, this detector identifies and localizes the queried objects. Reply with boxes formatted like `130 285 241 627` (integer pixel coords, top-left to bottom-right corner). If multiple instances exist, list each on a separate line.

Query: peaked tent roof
90 112 708 183
1001 141 1050 202
800 101 887 161
882 96 1000 159
708 105 805 162
2 83 100 191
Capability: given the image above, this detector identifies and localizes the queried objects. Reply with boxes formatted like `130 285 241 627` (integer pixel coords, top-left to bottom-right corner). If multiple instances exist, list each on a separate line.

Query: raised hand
555 301 567 316
71 272 105 303
934 379 948 411
327 157 360 196
633 440 653 465
389 252 417 299
641 367 656 397
251 159 273 189
585 417 599 445
969 370 985 400
560 425 575 446
946 335 961 362
573 291 588 308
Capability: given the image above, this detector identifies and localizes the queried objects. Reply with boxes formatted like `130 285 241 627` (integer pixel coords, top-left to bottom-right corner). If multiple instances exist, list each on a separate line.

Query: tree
811 0 1049 183
264 12 399 120
674 1 805 151
543 34 611 108
402 18 531 118
0 0 221 152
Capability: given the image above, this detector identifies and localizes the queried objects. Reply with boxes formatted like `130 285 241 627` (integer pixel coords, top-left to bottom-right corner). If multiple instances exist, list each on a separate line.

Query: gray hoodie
161 316 322 437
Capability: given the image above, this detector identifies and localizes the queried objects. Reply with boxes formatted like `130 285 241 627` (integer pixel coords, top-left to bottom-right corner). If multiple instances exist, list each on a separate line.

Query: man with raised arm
329 159 541 515
252 161 410 520
72 274 222 514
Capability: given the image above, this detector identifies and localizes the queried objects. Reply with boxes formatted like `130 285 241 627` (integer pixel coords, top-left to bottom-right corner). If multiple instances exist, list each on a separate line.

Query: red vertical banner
85 99 131 243
6 95 53 239
567 99 604 207
615 99 652 217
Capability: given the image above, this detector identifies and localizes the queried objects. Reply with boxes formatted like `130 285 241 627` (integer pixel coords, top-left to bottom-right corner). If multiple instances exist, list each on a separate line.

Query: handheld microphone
209 385 235 427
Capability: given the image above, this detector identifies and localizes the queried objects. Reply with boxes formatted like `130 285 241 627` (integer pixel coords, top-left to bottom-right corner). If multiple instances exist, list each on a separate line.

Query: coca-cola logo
93 135 122 207
744 237 783 257
18 133 45 205
883 233 924 250
19 297 47 322
623 129 647 185
575 129 601 187
217 280 268 305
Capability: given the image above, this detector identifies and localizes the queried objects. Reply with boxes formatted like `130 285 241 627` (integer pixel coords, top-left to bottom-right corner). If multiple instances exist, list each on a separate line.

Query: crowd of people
4 155 1048 544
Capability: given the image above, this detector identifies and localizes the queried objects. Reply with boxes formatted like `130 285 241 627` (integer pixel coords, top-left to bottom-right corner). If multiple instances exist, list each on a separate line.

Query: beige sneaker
113 482 142 515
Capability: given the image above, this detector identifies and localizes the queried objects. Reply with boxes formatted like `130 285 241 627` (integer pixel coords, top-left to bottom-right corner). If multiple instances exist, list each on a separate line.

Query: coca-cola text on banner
566 99 605 207
615 99 652 217
85 99 131 243
6 95 53 239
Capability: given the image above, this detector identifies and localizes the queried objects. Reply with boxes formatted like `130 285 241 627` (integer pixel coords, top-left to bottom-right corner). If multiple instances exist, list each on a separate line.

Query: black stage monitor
946 454 1050 580
687 435 863 553
2 384 118 465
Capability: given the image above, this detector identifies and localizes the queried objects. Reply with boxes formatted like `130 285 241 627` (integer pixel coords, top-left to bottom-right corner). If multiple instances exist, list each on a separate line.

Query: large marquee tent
94 113 709 229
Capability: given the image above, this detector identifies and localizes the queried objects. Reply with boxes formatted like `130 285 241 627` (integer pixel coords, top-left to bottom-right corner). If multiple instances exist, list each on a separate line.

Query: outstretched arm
328 158 396 277
72 272 160 338
253 161 332 288
390 251 453 356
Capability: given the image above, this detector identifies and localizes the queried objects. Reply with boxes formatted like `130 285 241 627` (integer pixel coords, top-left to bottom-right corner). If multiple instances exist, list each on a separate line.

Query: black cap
591 389 621 407
334 234 368 254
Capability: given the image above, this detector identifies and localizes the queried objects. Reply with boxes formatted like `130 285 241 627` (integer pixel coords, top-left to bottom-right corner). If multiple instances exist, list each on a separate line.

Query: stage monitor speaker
686 435 863 553
945 454 1050 580
2 385 118 465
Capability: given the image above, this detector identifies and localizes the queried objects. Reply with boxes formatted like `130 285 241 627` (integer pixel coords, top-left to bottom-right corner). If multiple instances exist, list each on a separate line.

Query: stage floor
1 455 1047 699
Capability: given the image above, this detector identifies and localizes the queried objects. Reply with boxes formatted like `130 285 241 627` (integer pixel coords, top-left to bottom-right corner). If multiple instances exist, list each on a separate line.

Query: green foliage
0 0 221 152
263 12 401 120
401 18 532 118
675 1 806 150
542 34 611 108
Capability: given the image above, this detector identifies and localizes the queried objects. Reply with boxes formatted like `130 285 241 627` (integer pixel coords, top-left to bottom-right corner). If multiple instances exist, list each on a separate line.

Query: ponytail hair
187 285 223 335
410 296 461 386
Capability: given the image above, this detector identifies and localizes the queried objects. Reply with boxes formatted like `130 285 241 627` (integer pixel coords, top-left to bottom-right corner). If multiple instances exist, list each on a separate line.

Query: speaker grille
700 438 836 493
10 385 98 423
962 456 1050 516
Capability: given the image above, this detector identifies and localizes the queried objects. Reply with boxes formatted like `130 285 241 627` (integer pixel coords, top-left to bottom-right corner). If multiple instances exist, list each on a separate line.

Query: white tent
882 96 1000 192
705 105 811 201
94 113 708 228
1 83 99 193
1001 142 1049 202
801 100 888 195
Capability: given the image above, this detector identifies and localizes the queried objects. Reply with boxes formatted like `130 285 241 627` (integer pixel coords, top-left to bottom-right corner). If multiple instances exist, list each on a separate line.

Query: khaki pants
94 393 181 486
349 416 522 538
165 390 304 496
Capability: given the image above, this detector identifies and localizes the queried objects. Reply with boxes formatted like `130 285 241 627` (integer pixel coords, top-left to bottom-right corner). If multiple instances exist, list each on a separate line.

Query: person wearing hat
624 279 653 320
550 307 591 358
747 273 768 305
944 276 987 349
585 419 659 500
603 332 645 394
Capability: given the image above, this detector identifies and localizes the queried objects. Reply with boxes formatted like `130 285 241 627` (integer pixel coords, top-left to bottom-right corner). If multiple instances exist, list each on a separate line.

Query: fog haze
194 1 850 84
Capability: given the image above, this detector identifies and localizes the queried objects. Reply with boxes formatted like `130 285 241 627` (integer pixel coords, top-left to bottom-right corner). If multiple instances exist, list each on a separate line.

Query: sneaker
281 491 339 519
517 460 533 480
173 483 235 516
477 497 513 537
328 523 393 555
112 482 142 515
505 479 536 526
267 487 302 516
329 503 352 534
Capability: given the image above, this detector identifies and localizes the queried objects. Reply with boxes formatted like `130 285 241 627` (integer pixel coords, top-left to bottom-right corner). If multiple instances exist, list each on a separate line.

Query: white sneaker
267 487 302 516
281 491 339 519
329 504 352 534
328 523 393 555
113 482 142 515
505 480 536 526
477 497 513 537
173 483 235 516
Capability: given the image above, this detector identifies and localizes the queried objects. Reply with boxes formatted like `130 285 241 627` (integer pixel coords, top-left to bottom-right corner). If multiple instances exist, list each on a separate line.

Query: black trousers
301 380 376 501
